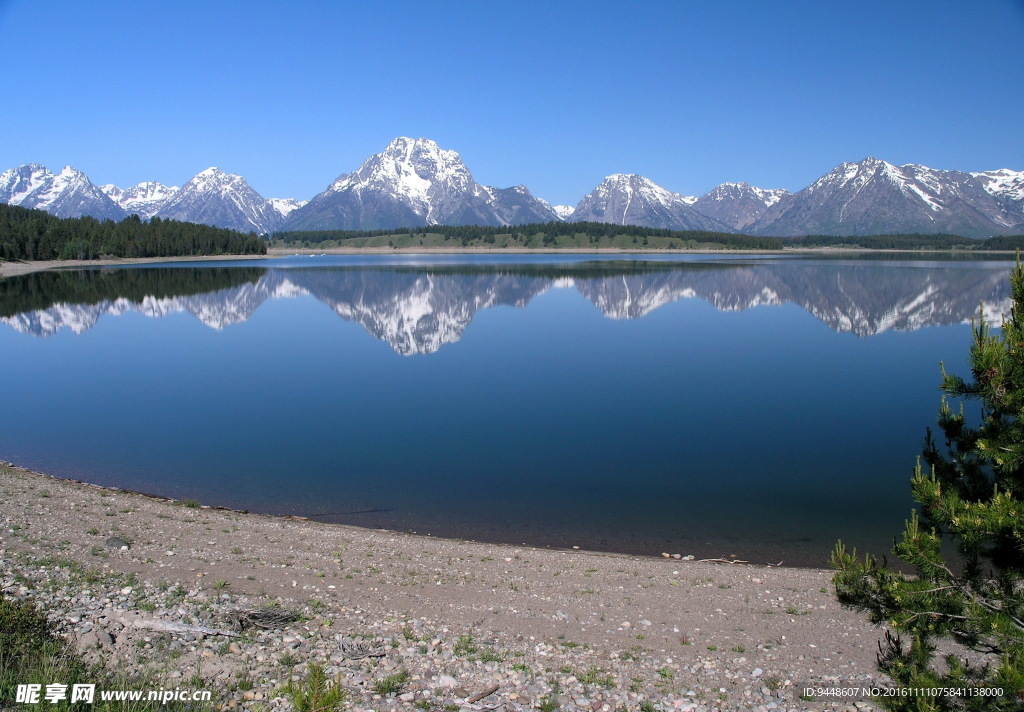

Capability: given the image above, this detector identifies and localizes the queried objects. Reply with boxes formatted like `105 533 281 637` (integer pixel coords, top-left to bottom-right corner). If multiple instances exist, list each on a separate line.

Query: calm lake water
0 253 1014 566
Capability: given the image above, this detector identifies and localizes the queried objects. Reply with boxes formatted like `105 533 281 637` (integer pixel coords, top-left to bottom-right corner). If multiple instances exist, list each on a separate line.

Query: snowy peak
185 167 248 194
756 156 1020 238
570 173 730 232
101 181 179 219
0 163 126 221
693 182 791 231
102 174 304 226
282 137 558 231
703 182 788 208
328 137 475 219
155 167 282 234
807 157 966 211
0 164 52 205
333 137 474 196
552 205 576 220
479 184 560 225
807 156 895 193
586 174 687 216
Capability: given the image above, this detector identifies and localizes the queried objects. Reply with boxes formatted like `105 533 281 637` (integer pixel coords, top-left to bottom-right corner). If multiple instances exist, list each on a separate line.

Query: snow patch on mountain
0 164 50 205
101 181 179 219
972 169 1024 202
268 198 307 218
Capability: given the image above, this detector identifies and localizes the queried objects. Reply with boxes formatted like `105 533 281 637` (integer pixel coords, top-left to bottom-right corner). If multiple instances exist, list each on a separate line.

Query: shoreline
0 253 269 278
0 460 890 710
5 461 833 569
2 246 1015 278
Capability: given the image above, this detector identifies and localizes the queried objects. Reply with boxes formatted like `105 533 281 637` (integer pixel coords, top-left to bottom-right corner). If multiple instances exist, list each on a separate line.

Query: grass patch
453 635 478 657
577 666 615 688
537 682 561 712
0 591 211 710
372 670 410 696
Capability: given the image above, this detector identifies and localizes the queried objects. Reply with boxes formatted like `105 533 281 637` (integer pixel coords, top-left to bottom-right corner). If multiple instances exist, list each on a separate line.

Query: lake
0 253 1013 566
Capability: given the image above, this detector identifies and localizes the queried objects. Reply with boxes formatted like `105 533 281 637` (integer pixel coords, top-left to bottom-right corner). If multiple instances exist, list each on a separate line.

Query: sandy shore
0 462 891 711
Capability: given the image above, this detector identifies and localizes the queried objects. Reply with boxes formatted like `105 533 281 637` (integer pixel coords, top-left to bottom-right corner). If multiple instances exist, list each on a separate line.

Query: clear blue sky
1 0 1022 205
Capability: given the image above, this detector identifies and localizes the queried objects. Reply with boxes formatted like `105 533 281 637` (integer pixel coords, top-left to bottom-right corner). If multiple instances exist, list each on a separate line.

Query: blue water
0 254 1012 565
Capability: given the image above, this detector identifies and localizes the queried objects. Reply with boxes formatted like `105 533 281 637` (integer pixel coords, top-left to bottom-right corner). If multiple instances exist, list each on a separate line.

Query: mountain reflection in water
0 259 1013 354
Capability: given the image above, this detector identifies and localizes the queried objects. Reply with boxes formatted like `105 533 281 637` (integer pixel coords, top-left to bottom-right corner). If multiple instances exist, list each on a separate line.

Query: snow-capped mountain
4 147 1022 238
280 137 558 231
268 197 307 219
101 181 179 219
570 174 730 232
552 204 575 220
155 167 283 234
692 182 791 231
0 164 127 221
477 184 561 225
752 157 1021 238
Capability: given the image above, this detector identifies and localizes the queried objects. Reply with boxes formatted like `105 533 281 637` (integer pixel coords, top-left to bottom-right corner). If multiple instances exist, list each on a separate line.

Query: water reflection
1 259 1012 355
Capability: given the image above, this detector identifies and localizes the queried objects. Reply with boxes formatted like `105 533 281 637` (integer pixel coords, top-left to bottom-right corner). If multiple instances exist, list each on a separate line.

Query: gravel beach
1 462 891 711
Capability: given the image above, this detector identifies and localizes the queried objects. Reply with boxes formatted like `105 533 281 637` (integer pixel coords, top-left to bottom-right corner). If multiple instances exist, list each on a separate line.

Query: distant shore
0 253 269 278
0 461 890 709
2 245 1014 279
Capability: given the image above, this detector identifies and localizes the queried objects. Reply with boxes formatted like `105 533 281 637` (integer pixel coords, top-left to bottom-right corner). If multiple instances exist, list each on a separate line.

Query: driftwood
466 684 500 703
308 507 396 516
227 606 301 631
338 638 387 659
117 617 241 638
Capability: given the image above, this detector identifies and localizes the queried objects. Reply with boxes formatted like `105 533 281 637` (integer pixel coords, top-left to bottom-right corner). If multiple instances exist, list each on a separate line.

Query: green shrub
283 663 346 712
833 263 1024 710
0 593 62 665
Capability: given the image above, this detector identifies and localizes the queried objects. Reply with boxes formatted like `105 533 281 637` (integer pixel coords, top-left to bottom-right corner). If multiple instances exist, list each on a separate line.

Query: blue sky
1 1 1022 205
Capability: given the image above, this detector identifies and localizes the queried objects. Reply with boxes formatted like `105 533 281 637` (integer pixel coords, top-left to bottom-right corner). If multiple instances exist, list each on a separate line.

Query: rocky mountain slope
751 158 1022 238
153 167 287 234
692 182 791 231
570 174 728 232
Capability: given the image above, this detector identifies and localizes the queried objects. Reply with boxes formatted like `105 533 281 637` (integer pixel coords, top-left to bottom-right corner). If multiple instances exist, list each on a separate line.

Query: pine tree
832 264 1024 710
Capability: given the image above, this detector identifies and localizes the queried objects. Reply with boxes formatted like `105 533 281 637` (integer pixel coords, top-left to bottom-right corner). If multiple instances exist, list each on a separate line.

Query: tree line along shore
2 203 1024 263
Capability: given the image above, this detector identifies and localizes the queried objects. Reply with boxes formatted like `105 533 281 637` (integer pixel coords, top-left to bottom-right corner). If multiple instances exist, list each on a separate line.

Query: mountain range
2 138 1021 238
